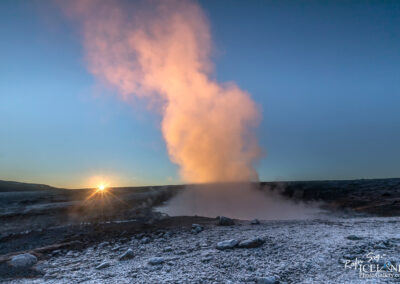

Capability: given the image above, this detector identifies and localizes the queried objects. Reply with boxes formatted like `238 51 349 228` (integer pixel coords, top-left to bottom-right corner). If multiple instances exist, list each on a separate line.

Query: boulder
141 237 151 244
238 237 265 248
251 219 261 225
148 257 165 265
9 253 37 268
217 216 235 226
163 246 173 252
191 224 203 234
95 261 111 270
119 248 134 260
216 239 238 250
347 235 363 241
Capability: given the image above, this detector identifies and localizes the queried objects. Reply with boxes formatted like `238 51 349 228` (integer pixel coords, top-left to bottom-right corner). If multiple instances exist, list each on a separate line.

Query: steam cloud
158 183 322 220
61 0 262 183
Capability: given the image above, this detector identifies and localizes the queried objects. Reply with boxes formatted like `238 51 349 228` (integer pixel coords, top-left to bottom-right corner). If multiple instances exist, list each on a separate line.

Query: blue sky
1 0 399 188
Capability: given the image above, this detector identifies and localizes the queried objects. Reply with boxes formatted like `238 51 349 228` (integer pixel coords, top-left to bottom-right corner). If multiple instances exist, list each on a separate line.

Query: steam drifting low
61 0 262 183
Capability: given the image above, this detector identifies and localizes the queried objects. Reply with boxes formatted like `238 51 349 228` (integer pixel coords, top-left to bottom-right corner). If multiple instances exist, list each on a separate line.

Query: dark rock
141 237 151 244
95 261 111 270
216 239 238 250
163 246 173 252
217 216 234 226
164 231 173 238
136 233 145 239
251 219 261 225
374 241 389 249
347 235 363 241
238 237 265 248
9 253 37 268
257 276 279 284
191 224 203 234
97 242 109 248
111 245 121 252
148 257 165 265
201 255 213 263
119 248 134 260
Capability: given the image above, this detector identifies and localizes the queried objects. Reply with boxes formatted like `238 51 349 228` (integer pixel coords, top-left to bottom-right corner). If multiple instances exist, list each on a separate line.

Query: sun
97 184 106 191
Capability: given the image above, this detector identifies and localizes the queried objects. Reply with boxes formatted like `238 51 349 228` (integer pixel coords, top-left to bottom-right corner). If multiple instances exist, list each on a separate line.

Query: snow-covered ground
8 216 400 283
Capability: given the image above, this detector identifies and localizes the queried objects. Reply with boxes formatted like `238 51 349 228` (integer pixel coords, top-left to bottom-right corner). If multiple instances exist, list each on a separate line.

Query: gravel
256 276 279 284
6 216 400 283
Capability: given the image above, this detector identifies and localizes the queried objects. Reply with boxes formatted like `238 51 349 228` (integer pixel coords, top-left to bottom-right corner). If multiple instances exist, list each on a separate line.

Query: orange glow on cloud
61 0 262 183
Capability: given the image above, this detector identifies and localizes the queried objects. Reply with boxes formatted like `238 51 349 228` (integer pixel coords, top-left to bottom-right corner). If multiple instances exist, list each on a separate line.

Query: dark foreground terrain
1 178 400 283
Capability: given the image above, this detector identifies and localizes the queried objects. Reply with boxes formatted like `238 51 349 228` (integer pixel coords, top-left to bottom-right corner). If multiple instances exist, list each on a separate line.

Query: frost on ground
6 216 400 284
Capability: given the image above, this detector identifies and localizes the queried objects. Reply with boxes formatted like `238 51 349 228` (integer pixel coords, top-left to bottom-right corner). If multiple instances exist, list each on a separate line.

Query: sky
0 0 399 188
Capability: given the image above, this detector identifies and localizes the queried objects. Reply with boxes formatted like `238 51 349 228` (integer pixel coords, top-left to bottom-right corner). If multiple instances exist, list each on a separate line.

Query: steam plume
61 0 262 183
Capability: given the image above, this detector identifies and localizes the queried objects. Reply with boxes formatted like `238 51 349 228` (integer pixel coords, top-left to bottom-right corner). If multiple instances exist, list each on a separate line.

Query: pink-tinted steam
61 0 262 183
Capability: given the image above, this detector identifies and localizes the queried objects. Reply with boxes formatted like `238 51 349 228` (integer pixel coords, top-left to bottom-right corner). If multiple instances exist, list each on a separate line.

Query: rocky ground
2 215 400 283
272 178 400 216
1 178 400 283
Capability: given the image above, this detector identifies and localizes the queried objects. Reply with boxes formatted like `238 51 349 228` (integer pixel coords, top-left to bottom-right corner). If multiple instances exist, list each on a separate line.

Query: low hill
0 180 59 192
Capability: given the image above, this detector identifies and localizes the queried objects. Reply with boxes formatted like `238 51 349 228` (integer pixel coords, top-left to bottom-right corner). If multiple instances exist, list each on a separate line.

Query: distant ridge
1 177 399 193
0 180 59 192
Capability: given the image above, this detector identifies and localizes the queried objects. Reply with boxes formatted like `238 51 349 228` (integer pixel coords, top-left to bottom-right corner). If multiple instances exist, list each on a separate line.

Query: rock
347 235 363 241
98 242 109 248
135 233 145 239
216 239 238 250
374 241 388 249
119 249 134 260
163 246 173 252
201 250 214 262
256 276 279 284
141 237 151 244
164 232 173 239
34 262 49 274
111 245 121 252
251 219 260 225
201 255 213 263
175 250 187 255
217 216 235 226
191 224 203 234
238 237 265 248
44 273 58 279
102 272 115 279
9 253 37 268
95 261 111 270
148 257 165 265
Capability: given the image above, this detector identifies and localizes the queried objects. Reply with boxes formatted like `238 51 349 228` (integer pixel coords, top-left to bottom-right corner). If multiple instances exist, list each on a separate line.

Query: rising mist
60 0 262 183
